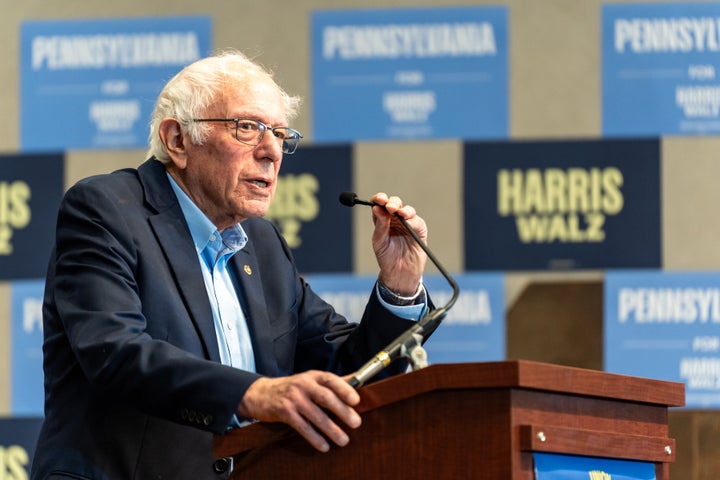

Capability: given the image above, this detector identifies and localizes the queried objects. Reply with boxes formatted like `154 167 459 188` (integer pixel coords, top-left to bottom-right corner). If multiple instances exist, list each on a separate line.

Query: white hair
146 50 301 163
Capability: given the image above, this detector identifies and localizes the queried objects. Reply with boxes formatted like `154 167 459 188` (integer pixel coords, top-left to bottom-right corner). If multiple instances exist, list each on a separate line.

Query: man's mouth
250 179 269 188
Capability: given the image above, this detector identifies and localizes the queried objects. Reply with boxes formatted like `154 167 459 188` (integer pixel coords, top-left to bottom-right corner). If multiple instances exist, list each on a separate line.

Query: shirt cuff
376 280 427 321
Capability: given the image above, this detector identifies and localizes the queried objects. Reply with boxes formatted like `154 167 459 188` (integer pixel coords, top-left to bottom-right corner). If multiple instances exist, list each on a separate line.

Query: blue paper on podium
534 452 655 480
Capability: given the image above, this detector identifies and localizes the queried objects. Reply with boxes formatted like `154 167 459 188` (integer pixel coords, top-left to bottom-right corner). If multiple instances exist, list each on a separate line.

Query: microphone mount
338 192 460 387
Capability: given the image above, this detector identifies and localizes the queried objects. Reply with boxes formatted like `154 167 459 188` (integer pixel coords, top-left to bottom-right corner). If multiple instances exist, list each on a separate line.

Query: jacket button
213 458 231 473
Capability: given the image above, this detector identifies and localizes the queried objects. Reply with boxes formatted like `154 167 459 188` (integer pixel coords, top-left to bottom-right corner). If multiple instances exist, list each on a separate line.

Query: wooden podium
214 360 685 479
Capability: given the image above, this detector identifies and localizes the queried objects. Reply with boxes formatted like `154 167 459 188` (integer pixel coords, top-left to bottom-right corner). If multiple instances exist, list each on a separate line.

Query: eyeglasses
192 118 303 154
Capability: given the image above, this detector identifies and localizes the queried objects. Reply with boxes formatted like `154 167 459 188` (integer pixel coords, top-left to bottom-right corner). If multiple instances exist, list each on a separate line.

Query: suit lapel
138 160 221 363
229 243 278 376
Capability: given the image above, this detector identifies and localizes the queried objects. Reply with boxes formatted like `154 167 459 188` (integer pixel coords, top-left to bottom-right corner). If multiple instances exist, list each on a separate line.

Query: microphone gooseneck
338 191 460 387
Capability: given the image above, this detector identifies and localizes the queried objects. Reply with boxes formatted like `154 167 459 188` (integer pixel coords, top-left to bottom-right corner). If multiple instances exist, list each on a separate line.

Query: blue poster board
0 417 44 479
265 145 353 273
312 6 508 142
464 139 661 271
605 270 720 409
11 280 46 416
603 3 720 136
534 452 655 480
21 16 211 151
0 153 63 280
306 273 505 364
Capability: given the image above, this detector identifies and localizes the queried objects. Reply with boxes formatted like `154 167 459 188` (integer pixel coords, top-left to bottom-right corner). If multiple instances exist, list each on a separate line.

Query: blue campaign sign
312 6 508 142
21 16 211 151
534 452 655 480
11 280 45 416
605 271 720 409
265 145 352 273
0 417 44 478
603 3 720 136
0 153 63 280
464 139 661 271
305 273 505 364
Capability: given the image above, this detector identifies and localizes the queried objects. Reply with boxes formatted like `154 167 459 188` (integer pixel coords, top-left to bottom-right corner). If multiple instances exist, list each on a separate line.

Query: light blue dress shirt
167 174 426 372
168 175 255 372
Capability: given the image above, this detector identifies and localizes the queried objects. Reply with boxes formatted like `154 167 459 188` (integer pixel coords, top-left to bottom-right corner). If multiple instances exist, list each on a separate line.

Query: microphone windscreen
338 191 358 207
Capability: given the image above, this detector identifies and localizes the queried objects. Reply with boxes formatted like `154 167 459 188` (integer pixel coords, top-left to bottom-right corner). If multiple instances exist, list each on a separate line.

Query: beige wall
2 0 719 477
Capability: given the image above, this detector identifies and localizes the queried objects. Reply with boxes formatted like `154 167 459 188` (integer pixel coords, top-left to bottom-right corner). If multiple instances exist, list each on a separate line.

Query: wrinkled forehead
210 73 287 121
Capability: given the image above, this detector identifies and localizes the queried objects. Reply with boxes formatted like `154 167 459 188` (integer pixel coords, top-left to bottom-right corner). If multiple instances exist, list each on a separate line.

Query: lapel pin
244 265 252 275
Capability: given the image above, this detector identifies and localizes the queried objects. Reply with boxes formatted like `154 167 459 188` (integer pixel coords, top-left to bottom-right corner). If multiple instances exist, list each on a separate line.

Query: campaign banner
305 273 505 364
11 280 45 416
605 270 720 409
265 145 352 273
312 6 508 142
0 417 44 479
603 3 720 136
534 452 655 480
464 139 661 270
0 153 63 280
20 16 211 151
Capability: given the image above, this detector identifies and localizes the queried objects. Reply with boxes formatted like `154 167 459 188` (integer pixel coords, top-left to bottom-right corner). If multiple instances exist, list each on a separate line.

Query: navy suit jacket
31 159 415 480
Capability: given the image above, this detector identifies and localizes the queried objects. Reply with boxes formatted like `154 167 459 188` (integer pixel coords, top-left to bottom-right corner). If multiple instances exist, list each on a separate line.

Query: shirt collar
166 173 248 254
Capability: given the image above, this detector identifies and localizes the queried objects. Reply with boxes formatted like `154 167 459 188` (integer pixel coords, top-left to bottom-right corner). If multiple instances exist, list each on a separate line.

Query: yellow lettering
602 167 624 214
567 168 589 212
585 212 606 241
0 445 30 480
544 169 566 212
0 225 12 255
0 182 31 228
497 169 523 215
266 174 320 248
524 169 545 213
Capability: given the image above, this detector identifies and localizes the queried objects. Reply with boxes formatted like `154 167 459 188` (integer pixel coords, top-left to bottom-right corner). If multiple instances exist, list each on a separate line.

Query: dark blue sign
0 153 63 280
21 16 211 151
305 273 505 364
464 139 661 270
0 417 43 479
11 280 45 416
265 145 352 273
534 452 655 480
605 270 720 409
603 3 720 136
312 6 508 142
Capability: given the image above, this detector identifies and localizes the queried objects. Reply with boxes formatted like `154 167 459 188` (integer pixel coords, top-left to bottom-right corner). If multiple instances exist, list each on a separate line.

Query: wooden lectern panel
214 361 684 479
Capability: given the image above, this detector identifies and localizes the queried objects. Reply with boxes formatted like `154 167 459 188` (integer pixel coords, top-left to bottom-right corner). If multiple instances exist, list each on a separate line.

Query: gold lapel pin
244 265 252 275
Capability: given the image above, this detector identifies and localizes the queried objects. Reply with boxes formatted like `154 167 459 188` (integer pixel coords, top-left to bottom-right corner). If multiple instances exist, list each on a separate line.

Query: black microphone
339 191 460 387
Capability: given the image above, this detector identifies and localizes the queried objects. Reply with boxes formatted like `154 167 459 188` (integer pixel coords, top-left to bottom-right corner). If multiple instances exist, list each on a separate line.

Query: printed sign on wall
21 16 211 151
306 273 505 364
0 417 44 479
0 153 63 280
603 3 720 136
11 280 45 416
464 139 661 271
266 145 353 273
312 6 508 142
605 271 720 409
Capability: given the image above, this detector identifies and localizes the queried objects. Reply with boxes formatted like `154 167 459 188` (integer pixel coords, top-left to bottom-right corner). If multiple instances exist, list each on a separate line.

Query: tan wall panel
662 137 720 270
353 141 463 275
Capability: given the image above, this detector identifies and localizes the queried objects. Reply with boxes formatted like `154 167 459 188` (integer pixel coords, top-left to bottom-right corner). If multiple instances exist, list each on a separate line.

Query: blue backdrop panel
464 139 661 271
0 153 63 280
534 452 655 480
605 270 720 409
21 16 211 151
305 273 505 364
0 417 44 479
312 6 508 142
603 3 720 136
265 145 352 273
11 280 45 416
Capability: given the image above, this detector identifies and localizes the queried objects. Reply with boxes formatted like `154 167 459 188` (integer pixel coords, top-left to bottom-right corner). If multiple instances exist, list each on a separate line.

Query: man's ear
158 118 188 168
